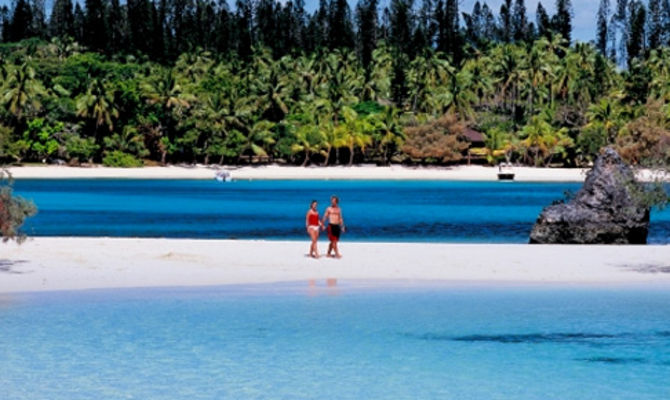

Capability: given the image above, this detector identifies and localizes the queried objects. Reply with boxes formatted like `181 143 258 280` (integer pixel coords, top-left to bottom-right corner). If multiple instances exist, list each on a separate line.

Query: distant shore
6 164 594 181
2 238 670 293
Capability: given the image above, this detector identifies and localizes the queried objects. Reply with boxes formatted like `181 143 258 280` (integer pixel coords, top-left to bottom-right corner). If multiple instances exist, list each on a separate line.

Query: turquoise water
1 283 669 399
13 179 670 243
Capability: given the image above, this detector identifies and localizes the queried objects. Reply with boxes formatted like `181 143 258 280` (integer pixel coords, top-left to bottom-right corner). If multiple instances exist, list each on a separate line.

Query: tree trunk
219 154 225 165
161 150 167 165
348 145 354 166
204 154 210 165
301 149 310 167
335 148 340 165
323 145 331 166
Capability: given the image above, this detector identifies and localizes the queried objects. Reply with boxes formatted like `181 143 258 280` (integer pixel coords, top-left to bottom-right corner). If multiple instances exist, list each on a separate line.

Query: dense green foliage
0 0 668 167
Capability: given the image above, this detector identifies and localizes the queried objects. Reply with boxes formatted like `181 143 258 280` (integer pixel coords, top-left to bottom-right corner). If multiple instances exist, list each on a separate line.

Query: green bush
65 135 99 163
102 151 143 167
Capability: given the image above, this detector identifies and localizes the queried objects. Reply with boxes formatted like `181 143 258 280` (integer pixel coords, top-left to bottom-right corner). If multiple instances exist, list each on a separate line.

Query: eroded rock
529 148 650 244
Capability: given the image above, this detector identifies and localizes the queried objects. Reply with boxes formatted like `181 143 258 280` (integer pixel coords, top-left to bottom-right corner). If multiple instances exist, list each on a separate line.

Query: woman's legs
309 229 319 258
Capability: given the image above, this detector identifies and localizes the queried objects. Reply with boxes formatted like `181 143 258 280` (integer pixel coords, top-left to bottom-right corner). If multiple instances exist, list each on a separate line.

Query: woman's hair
310 200 317 207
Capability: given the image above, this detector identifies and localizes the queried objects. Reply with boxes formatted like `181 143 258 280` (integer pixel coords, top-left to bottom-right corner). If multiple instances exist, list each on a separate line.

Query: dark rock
529 148 650 244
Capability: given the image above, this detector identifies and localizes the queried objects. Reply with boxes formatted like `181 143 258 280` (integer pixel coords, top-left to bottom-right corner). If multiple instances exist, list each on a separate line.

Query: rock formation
529 148 650 244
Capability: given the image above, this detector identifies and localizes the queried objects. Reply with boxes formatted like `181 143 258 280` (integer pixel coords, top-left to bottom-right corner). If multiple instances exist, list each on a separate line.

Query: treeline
3 0 670 66
2 0 575 63
2 37 670 168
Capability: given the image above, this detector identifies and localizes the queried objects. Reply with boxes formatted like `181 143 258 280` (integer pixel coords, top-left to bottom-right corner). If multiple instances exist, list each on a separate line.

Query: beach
2 237 670 293
7 164 592 181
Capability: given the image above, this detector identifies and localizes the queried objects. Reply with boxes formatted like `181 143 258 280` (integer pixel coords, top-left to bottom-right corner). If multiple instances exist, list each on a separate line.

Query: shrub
102 151 143 167
65 135 99 163
616 101 670 166
0 171 37 243
401 114 468 163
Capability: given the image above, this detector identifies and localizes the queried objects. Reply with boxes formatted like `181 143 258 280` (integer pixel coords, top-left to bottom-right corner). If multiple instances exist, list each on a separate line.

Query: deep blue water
12 179 670 243
1 283 670 400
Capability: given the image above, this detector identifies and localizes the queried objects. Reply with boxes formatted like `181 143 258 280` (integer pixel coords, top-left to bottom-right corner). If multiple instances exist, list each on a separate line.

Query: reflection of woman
305 200 323 258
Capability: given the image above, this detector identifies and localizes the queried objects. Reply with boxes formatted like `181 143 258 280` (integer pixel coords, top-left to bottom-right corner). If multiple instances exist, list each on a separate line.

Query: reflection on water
307 278 339 296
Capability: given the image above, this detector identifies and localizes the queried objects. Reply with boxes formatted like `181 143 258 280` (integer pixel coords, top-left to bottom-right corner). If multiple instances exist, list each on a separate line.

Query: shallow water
14 179 670 243
1 283 669 399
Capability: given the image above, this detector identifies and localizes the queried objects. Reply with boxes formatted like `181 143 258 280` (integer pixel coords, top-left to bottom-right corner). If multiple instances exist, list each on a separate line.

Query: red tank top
308 213 319 226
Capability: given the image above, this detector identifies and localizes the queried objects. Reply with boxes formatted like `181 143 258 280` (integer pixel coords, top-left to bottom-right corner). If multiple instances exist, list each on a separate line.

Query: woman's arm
305 211 310 229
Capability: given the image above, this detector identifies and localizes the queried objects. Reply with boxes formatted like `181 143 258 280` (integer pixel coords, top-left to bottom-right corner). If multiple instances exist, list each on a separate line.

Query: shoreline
7 164 591 181
2 238 670 294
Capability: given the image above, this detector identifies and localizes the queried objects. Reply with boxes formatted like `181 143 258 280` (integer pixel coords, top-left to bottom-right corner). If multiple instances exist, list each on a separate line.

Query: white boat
497 163 515 181
215 170 233 182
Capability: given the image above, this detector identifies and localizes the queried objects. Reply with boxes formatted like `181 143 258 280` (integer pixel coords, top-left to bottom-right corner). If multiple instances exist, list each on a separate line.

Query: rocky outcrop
529 148 650 244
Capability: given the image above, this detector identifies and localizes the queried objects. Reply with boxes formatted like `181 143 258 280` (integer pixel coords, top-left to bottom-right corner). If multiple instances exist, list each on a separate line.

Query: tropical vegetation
0 0 668 168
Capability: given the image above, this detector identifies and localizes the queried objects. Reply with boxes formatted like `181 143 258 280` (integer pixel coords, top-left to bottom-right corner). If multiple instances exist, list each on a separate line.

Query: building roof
462 127 485 143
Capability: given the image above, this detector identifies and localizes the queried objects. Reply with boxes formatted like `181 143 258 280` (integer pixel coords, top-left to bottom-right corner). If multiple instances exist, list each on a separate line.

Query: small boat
497 163 515 181
215 170 233 182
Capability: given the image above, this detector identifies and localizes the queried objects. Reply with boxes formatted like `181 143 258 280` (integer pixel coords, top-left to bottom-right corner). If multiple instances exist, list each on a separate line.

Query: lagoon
1 283 670 400
13 179 670 243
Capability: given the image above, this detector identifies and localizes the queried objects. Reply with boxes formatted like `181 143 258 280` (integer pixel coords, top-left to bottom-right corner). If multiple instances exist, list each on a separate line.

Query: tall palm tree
370 106 405 165
363 44 392 102
335 106 373 166
76 79 119 142
522 38 555 114
2 63 46 124
141 68 194 163
249 53 295 123
584 93 628 143
193 88 252 164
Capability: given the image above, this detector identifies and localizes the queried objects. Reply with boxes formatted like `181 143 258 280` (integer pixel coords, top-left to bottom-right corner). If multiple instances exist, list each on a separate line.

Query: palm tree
370 106 405 164
141 68 194 163
648 48 670 100
484 127 516 165
407 51 454 115
239 119 276 160
2 63 46 124
249 53 294 123
491 44 524 114
316 50 362 120
193 88 252 164
584 93 628 143
290 123 327 166
447 69 477 120
461 56 494 109
522 38 555 114
103 125 149 158
519 112 573 166
76 79 119 142
363 44 392 102
335 106 373 166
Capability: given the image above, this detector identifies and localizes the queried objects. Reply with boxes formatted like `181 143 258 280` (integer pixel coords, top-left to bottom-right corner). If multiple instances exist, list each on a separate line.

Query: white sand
1 238 669 293
6 164 591 181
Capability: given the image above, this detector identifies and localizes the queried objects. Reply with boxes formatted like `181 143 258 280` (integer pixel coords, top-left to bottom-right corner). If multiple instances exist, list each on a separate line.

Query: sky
456 0 599 43
5 0 599 44
301 0 599 43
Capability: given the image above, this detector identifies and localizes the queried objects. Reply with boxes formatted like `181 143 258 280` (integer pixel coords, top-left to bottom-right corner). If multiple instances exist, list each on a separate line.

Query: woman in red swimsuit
305 200 323 258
